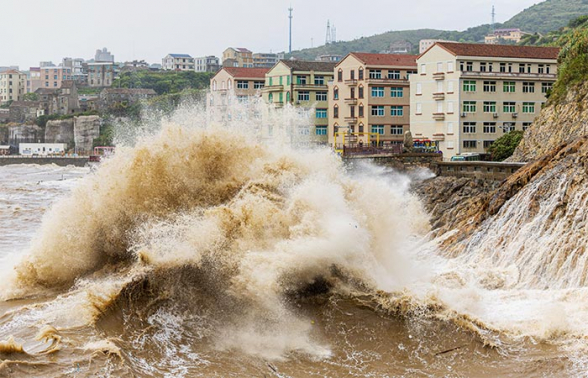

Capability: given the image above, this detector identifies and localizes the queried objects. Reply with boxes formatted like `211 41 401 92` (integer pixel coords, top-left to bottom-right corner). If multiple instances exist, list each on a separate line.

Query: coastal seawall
0 156 89 167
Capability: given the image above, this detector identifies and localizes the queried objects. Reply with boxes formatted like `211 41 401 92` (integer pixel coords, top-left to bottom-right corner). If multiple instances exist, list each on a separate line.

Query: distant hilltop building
419 39 454 54
253 53 284 68
162 54 195 71
387 41 414 55
95 48 114 63
195 56 220 73
485 29 529 45
222 48 254 68
317 54 342 62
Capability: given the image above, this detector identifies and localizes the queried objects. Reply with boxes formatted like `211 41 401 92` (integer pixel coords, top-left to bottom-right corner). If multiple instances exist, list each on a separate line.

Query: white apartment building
0 70 26 104
410 42 559 159
162 54 195 71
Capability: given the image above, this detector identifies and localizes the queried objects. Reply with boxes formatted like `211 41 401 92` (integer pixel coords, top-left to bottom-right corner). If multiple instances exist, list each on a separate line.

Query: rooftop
218 67 269 79
431 42 560 60
346 53 418 67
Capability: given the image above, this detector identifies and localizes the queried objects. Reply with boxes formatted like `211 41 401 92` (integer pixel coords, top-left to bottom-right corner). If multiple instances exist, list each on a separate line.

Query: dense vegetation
111 70 214 95
489 130 525 161
288 0 588 60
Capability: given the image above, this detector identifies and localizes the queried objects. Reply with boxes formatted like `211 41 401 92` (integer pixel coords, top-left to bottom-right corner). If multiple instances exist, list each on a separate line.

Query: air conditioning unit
512 112 518 118
460 113 467 117
493 113 499 118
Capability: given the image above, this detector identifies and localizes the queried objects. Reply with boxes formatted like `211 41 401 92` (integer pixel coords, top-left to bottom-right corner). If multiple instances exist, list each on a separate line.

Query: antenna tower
491 6 496 32
326 20 332 44
289 7 293 53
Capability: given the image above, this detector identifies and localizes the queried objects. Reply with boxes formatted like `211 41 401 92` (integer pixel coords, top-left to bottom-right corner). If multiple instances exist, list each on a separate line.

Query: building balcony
262 85 284 92
433 92 445 100
344 98 358 105
366 78 407 85
460 71 556 80
432 133 445 141
432 113 445 120
344 79 358 86
292 83 328 91
433 72 445 80
344 117 358 125
272 101 284 108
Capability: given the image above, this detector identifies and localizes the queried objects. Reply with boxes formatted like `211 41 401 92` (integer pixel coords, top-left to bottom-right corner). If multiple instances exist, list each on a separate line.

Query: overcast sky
2 0 541 69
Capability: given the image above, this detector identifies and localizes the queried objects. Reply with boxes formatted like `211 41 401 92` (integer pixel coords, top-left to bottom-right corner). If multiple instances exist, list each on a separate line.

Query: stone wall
432 161 526 181
0 156 88 166
343 153 443 170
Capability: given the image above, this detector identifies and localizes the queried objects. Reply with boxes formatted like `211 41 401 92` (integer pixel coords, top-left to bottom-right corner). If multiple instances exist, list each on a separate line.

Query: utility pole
288 7 293 54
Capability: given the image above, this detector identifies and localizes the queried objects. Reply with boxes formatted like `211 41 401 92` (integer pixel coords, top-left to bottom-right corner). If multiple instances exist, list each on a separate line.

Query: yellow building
0 70 26 104
485 29 529 45
410 42 559 159
262 60 336 143
222 48 254 68
327 53 417 149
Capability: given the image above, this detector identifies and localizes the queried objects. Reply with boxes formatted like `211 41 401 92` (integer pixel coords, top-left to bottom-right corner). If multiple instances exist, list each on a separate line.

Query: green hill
288 0 588 60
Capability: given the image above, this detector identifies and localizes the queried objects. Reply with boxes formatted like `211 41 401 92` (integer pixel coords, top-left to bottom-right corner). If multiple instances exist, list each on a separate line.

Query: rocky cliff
45 119 74 146
74 115 100 154
511 83 588 162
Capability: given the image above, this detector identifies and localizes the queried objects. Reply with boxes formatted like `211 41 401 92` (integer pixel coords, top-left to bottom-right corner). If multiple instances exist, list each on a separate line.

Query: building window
390 125 403 135
523 82 535 93
371 87 384 97
334 105 339 118
522 102 535 113
466 62 473 71
358 68 364 80
421 64 426 74
371 106 384 116
483 101 496 113
388 70 400 79
350 70 355 80
315 108 327 118
502 122 516 133
369 70 382 79
237 81 249 89
538 64 545 74
316 92 327 101
480 62 487 72
416 103 422 114
463 80 476 92
504 82 516 93
298 91 310 101
542 82 553 94
448 62 454 72
350 106 355 118
333 87 339 100
359 105 364 117
337 69 342 82
483 81 496 92
390 87 403 97
371 125 385 135
503 102 516 113
314 76 325 85
483 140 494 149
315 126 327 135
269 93 273 103
254 82 264 89
416 83 422 95
519 64 525 73
463 122 476 133
463 101 476 113
350 88 356 99
390 106 403 116
522 122 532 131
463 140 477 148
358 86 364 99
483 122 496 133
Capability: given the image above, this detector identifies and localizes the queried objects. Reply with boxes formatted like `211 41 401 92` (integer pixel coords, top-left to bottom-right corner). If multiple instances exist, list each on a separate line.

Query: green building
262 60 336 143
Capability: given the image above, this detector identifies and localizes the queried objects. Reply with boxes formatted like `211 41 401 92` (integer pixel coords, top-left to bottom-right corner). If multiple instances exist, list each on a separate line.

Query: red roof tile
433 42 560 60
348 53 418 67
222 67 269 79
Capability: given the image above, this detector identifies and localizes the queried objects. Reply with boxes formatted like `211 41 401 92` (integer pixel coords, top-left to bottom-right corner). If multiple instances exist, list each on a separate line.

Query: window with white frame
502 122 516 133
447 122 454 134
371 87 384 97
483 101 496 113
416 82 422 95
504 82 516 93
503 102 516 113
483 122 496 133
391 106 403 116
522 82 535 93
237 81 249 89
447 102 454 114
483 81 496 92
315 108 327 118
388 70 400 79
316 92 327 101
463 140 477 148
315 126 327 135
463 122 476 133
522 102 535 113
463 101 476 113
369 70 382 79
463 80 476 92
254 81 264 89
298 91 310 101
448 62 454 72
314 76 325 85
416 103 422 114
371 106 385 116
390 87 403 97
421 64 426 74
390 125 403 135
371 125 385 134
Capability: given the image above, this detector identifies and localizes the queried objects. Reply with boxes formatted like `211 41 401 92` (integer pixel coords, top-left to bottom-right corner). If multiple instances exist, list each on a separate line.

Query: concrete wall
343 152 443 170
0 156 88 166
432 161 526 181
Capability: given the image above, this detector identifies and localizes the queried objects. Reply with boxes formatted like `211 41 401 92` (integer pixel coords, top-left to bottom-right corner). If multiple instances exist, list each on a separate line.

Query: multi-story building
0 70 26 104
419 39 454 54
317 54 343 63
162 54 195 71
485 29 529 45
252 53 284 68
327 53 417 149
87 62 115 87
35 81 80 115
31 66 73 90
388 41 414 54
410 42 559 159
95 48 115 62
262 60 336 143
195 56 220 72
62 58 86 84
208 67 269 121
222 48 254 68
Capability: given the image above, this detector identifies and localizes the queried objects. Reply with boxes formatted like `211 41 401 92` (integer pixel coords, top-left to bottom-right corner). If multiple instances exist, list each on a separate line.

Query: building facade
95 48 115 62
327 53 417 149
410 42 559 159
252 53 284 68
87 62 115 87
419 39 453 54
262 60 336 143
30 66 73 90
195 56 221 72
0 70 26 104
35 81 80 115
162 54 195 71
485 29 528 45
208 67 268 121
222 48 254 68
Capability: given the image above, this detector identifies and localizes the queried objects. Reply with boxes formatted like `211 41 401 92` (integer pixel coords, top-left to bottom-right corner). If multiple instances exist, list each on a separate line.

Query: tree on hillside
489 130 525 161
